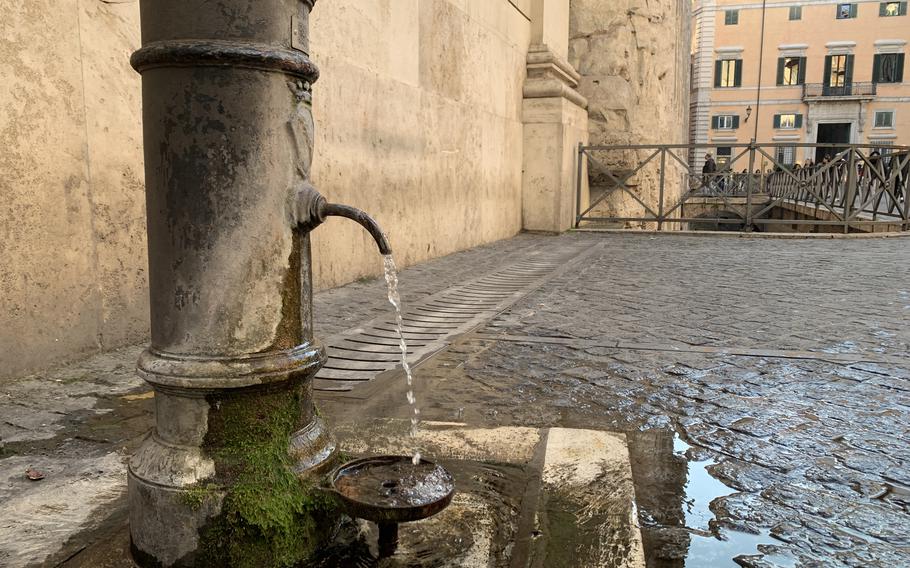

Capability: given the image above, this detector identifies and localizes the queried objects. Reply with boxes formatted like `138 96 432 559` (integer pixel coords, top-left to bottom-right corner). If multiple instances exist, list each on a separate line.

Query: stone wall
569 0 691 227
308 0 531 286
0 1 147 380
1 0 552 380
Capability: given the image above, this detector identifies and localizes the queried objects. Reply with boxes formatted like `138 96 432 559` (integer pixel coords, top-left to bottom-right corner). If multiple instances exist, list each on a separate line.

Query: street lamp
752 0 767 143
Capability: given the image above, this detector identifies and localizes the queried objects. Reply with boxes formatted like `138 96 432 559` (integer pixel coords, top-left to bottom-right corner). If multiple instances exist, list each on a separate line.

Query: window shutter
881 2 888 16
897 53 905 82
845 54 855 85
776 58 786 85
715 60 723 87
734 59 743 87
798 57 807 84
901 2 908 16
711 116 719 129
850 3 858 17
773 115 782 129
824 56 833 86
795 114 803 128
873 54 883 82
733 116 740 129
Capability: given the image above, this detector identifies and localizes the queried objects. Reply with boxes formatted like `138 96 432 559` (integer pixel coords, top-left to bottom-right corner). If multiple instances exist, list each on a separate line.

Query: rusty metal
328 455 456 558
575 143 910 232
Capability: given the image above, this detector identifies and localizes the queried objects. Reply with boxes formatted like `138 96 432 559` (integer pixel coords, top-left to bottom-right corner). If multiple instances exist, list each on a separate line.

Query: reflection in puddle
630 430 797 568
673 435 781 567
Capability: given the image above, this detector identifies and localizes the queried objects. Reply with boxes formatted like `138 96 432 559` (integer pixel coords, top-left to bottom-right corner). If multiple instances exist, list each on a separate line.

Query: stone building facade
691 0 910 170
1 0 592 380
569 0 692 226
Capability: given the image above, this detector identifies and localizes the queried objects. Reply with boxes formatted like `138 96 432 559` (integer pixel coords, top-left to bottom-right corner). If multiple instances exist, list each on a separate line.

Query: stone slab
333 420 645 568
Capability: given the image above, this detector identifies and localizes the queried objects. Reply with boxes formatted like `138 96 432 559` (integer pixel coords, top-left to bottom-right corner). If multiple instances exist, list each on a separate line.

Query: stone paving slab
331 420 644 568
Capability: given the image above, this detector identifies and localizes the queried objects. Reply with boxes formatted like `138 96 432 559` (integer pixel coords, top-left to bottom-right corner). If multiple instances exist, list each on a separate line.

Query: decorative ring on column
131 39 320 83
137 343 326 389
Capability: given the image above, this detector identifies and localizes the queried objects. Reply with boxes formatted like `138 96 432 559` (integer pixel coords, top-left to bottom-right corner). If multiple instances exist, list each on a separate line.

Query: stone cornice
523 44 588 109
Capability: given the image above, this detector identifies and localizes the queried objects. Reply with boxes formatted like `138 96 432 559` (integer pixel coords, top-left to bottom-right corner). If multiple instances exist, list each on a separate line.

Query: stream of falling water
382 254 421 465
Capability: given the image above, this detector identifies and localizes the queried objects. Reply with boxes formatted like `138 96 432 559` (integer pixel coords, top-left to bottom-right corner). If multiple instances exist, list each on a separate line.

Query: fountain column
127 0 337 565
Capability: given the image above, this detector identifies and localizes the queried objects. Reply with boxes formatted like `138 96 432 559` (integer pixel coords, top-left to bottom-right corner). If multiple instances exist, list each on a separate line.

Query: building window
725 10 739 25
789 6 802 20
777 57 806 85
828 55 851 87
874 111 895 128
837 3 858 18
873 53 905 83
875 141 894 156
880 2 907 16
717 147 733 168
774 114 803 129
715 59 743 88
712 115 740 130
776 146 796 166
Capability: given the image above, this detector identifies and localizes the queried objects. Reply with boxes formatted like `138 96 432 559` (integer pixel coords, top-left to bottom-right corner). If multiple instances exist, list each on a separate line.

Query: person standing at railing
702 153 717 193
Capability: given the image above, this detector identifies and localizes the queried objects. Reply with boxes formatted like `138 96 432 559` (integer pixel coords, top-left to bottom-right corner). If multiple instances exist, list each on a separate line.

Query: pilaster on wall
691 0 717 169
521 43 589 233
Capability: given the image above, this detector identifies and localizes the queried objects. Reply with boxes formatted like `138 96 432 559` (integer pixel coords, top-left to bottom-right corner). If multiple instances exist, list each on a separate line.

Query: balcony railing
803 82 877 98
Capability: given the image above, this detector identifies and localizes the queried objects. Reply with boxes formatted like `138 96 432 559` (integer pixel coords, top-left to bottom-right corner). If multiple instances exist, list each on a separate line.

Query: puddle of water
671 436 793 568
383 254 421 464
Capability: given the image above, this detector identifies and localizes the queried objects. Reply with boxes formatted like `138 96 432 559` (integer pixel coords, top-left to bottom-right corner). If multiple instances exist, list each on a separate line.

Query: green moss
182 483 220 511
196 381 340 568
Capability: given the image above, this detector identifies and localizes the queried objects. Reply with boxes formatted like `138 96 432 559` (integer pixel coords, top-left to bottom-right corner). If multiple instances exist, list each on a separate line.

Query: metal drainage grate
313 244 596 393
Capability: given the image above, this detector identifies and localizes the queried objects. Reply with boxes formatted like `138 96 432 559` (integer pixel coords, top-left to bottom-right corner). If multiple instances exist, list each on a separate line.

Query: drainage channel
313 242 601 393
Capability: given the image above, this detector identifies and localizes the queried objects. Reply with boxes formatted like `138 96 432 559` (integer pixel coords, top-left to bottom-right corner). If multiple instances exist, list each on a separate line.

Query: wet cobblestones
4 231 909 567
396 233 910 567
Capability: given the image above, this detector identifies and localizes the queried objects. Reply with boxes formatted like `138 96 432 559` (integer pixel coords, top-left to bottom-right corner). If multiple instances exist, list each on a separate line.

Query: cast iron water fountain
128 0 454 564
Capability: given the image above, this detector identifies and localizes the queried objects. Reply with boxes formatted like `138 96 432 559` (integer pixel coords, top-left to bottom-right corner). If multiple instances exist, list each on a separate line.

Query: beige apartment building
692 0 910 168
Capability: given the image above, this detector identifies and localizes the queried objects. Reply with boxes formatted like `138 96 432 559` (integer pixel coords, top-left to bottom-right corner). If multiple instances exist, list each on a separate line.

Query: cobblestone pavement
2 232 909 567
360 233 910 568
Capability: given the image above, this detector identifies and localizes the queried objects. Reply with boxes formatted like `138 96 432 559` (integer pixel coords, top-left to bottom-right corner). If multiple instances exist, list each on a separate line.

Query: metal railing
574 143 910 232
803 82 876 98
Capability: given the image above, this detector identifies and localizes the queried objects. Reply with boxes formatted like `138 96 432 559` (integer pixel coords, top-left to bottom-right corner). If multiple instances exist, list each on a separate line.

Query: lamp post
752 0 768 144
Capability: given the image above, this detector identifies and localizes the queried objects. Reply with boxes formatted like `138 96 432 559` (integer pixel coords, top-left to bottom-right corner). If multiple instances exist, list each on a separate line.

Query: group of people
701 150 886 179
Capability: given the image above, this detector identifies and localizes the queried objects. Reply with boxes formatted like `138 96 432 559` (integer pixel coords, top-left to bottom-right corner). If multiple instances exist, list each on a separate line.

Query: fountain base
327 455 455 557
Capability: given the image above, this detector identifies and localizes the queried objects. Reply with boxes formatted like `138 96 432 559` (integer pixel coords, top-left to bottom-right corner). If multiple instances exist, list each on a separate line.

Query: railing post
575 142 584 228
903 155 910 232
845 147 856 234
657 147 666 231
745 142 756 231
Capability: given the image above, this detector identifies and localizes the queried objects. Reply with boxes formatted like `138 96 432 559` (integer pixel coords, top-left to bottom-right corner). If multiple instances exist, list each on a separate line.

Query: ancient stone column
127 1 336 565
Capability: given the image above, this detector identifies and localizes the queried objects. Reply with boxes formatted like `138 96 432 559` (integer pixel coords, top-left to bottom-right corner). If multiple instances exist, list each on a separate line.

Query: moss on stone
196 379 339 568
181 483 220 511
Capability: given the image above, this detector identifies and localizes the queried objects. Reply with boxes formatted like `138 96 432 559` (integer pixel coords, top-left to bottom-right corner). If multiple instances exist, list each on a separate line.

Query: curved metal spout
321 203 393 255
294 184 392 255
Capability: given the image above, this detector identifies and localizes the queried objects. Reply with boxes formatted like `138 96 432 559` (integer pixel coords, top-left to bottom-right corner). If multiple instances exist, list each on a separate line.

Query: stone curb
571 228 910 239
